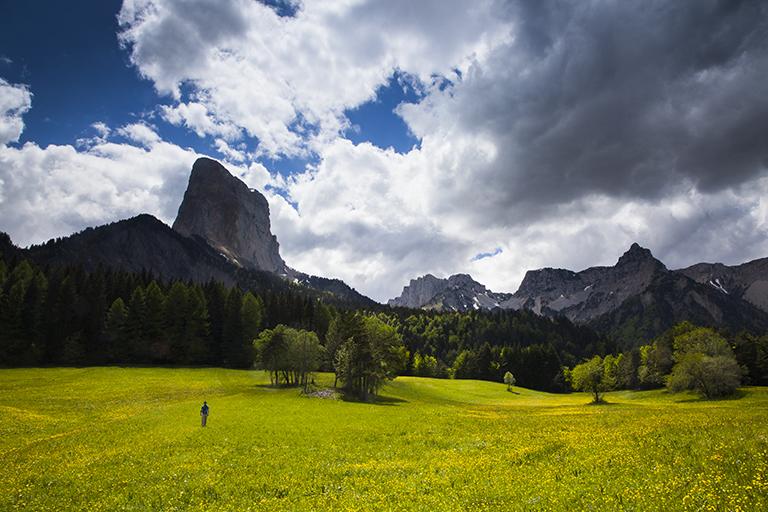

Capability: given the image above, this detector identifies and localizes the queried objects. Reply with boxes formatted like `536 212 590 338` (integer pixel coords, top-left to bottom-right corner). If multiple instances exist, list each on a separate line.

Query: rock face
173 157 287 273
388 273 512 311
678 258 768 313
388 274 446 308
11 157 377 308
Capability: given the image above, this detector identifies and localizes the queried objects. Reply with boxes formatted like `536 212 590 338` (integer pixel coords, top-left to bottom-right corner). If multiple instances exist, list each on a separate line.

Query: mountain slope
678 258 768 313
6 157 377 308
512 243 667 323
14 215 375 307
590 270 768 348
28 214 236 285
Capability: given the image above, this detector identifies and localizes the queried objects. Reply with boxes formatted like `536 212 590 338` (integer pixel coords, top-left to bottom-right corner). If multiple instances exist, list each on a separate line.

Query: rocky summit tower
173 157 287 274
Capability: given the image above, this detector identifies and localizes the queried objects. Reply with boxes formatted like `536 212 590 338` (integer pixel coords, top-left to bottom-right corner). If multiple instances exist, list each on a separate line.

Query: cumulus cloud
0 79 32 145
0 139 197 247
117 0 510 156
0 80 240 248
117 122 162 147
398 0 768 224
254 0 768 300
160 102 241 141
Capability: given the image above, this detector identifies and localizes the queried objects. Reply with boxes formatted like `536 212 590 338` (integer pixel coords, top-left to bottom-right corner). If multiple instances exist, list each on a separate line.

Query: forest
1 254 766 393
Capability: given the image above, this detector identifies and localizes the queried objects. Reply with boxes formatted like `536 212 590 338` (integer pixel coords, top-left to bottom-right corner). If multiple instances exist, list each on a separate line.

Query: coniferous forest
3 253 767 392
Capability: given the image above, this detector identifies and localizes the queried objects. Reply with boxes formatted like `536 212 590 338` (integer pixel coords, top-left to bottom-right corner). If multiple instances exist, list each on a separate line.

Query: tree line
0 256 331 368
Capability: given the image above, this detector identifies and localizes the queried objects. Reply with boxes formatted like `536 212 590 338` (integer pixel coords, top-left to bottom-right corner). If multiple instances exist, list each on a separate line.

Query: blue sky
0 0 417 175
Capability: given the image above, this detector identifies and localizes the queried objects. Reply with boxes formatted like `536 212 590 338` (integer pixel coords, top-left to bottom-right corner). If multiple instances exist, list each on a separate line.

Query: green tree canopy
255 325 324 390
334 314 407 400
569 356 613 403
503 371 516 391
667 327 742 399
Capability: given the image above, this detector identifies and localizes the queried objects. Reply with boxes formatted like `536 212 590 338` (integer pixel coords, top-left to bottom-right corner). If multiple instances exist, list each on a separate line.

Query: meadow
0 368 766 511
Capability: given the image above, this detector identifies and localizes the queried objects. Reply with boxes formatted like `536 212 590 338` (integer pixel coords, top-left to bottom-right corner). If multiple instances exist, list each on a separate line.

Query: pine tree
125 286 147 362
0 261 37 364
105 298 129 361
204 281 228 364
222 287 250 368
241 292 264 345
83 272 107 362
165 282 190 363
143 281 166 359
186 286 211 364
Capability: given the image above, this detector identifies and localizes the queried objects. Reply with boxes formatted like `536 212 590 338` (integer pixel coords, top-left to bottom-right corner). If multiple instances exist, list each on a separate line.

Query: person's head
203 401 207 405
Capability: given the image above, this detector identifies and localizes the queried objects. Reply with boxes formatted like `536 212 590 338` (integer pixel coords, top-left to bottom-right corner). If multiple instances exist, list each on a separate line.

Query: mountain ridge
389 243 768 344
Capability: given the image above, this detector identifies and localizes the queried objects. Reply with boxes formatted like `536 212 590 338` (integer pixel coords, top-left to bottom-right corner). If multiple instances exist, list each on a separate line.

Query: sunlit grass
1 368 766 510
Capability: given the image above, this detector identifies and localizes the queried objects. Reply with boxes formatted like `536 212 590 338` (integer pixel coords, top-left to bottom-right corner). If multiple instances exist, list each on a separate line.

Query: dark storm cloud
417 0 768 218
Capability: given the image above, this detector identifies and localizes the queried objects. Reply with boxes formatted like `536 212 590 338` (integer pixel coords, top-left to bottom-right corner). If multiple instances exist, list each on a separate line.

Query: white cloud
0 81 256 249
0 79 32 145
160 102 241 141
118 0 511 157
92 121 111 139
76 121 113 148
0 139 198 247
117 122 162 147
214 138 246 162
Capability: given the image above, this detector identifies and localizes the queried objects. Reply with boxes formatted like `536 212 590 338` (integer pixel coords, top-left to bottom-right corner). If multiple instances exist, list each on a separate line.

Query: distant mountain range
3 156 767 347
389 243 768 347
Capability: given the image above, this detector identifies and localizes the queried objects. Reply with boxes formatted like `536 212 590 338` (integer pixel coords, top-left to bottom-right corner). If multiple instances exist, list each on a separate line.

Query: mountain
678 258 768 313
511 243 667 323
388 273 511 311
5 158 376 308
389 243 768 345
173 157 287 273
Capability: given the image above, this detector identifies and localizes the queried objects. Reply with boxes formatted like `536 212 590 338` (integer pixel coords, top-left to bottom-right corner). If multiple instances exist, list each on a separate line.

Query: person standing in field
200 401 209 427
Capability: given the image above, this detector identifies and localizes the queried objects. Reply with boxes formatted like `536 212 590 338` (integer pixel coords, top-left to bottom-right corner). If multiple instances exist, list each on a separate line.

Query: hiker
200 401 209 427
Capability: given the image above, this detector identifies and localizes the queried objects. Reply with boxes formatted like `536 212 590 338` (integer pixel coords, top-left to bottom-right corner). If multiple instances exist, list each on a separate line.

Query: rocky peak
388 273 446 308
616 242 665 269
388 273 511 311
447 273 486 290
173 157 287 273
515 268 581 297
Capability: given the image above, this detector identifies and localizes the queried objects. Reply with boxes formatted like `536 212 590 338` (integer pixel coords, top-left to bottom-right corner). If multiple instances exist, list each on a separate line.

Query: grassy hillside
1 369 766 511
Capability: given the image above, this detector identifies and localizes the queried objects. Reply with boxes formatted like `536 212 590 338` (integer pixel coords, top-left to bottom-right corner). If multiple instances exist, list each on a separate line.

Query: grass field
0 368 766 511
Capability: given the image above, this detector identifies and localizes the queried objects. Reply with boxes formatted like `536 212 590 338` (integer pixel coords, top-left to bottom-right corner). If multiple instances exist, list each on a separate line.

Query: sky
1 0 767 302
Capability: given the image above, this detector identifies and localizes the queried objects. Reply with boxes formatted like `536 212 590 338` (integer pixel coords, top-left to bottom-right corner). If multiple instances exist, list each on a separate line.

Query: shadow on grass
340 393 408 406
506 390 521 395
673 388 748 403
253 383 292 390
585 399 618 406
251 383 408 405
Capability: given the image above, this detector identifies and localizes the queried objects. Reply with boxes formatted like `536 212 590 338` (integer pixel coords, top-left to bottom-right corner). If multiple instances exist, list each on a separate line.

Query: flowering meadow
0 368 766 511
